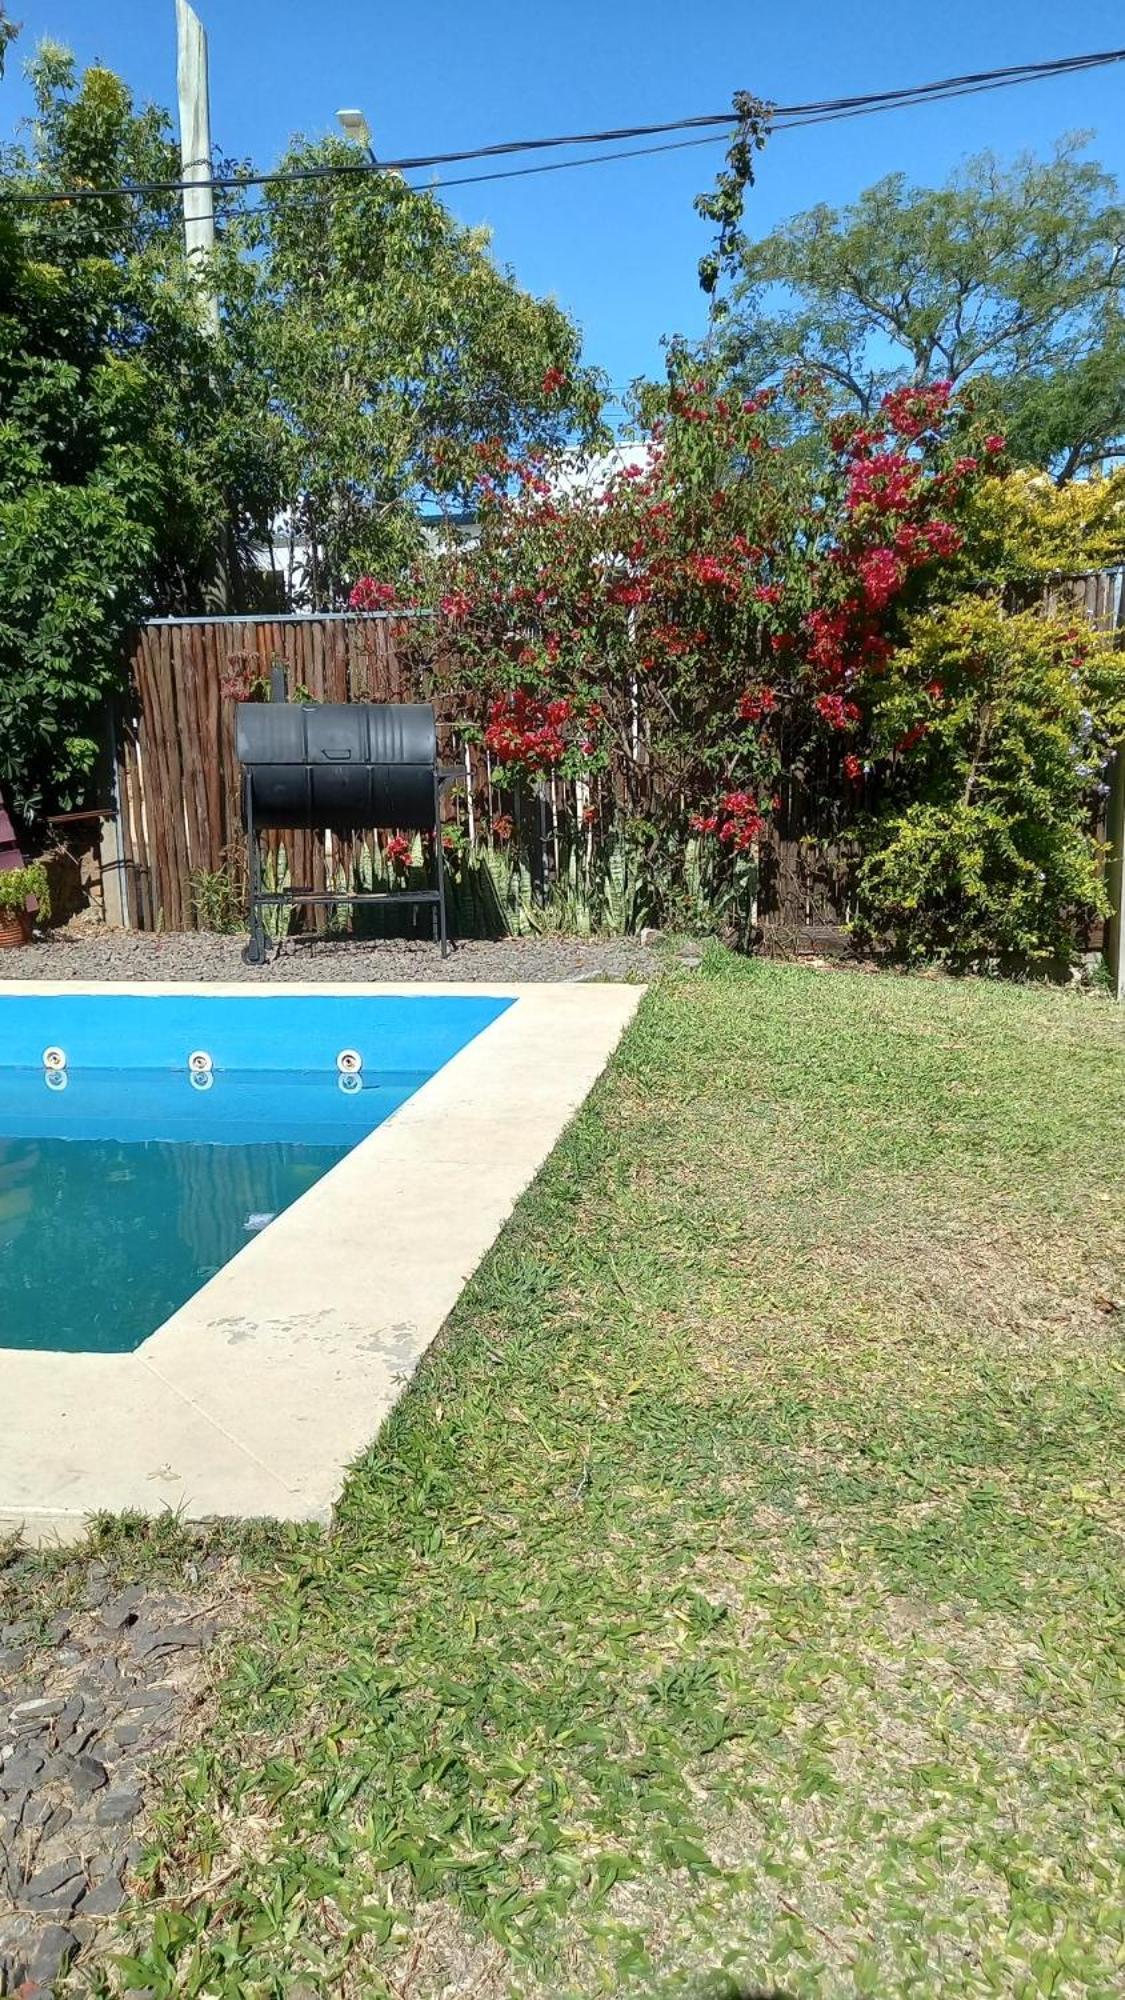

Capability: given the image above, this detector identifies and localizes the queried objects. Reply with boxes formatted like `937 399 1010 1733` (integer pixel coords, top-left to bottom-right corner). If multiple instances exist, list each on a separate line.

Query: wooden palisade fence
115 611 454 932
111 575 1125 946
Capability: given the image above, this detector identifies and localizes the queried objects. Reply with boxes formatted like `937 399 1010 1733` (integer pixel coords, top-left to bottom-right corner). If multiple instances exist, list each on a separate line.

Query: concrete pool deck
0 980 644 1544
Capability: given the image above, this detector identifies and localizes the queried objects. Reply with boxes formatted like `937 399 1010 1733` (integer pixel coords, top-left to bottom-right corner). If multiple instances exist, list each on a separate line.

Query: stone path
0 1560 227 1996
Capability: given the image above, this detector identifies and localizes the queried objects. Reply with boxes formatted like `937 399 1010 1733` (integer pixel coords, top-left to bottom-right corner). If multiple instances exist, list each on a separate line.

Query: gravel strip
0 1564 229 1997
14 931 660 985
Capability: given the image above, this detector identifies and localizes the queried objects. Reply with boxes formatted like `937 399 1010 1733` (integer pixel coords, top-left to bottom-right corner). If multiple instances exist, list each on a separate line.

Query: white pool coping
0 980 644 1544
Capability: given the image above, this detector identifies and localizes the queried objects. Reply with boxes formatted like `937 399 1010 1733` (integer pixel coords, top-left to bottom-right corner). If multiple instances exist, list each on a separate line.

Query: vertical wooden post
1106 749 1125 1001
175 0 219 335
1105 573 1125 1000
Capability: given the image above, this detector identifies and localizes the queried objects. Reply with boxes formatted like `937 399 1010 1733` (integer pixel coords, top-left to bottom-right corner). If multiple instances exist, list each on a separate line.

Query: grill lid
236 703 437 770
236 702 440 832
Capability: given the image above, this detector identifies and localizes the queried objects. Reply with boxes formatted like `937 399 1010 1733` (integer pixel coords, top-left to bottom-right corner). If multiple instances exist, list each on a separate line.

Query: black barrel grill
236 701 452 963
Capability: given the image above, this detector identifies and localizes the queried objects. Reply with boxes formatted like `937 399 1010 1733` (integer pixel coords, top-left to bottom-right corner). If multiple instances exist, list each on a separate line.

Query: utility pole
176 0 235 607
175 0 219 336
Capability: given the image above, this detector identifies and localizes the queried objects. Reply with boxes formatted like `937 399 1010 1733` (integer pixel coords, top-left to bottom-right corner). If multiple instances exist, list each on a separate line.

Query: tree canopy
223 139 606 604
717 144 1125 481
0 31 605 817
0 41 240 816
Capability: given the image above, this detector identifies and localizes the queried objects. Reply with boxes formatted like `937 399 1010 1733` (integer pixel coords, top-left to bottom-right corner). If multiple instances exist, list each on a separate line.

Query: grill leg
434 772 450 960
243 775 268 967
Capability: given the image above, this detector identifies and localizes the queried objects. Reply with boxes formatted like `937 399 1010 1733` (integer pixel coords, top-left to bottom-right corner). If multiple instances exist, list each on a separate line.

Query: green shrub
855 598 1125 965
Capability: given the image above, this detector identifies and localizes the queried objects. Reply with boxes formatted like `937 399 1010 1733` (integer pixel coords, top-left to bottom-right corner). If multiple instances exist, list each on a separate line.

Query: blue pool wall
0 992 513 1075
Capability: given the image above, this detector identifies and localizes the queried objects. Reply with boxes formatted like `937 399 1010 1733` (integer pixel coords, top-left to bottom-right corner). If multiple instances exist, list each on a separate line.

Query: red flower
843 753 864 782
845 451 919 516
484 691 572 773
857 547 902 611
878 380 952 439
349 577 396 611
896 722 929 753
692 789 769 850
610 577 652 607
385 833 412 868
753 583 783 606
739 685 778 722
690 552 735 592
541 366 567 397
816 694 861 731
922 520 963 559
440 590 472 622
984 433 1006 455
491 813 514 842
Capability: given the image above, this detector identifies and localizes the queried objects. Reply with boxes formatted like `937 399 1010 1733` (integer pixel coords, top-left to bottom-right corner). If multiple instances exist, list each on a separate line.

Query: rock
39 1805 74 1845
81 1562 110 1610
0 1788 30 1833
28 1922 80 1985
639 926 664 945
112 1720 147 1749
71 1754 109 1801
20 1856 86 1912
95 1787 141 1826
46 1612 73 1644
100 1584 147 1633
130 1620 214 1661
54 1720 98 1759
10 1722 52 1748
42 1754 80 1783
85 1659 126 1695
80 1868 125 1916
9 1698 63 1725
119 1686 173 1713
24 1797 71 1835
0 1936 32 2000
0 1750 45 1793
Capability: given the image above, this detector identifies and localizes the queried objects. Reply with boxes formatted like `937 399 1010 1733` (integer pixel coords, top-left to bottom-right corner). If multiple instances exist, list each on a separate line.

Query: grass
65 955 1125 1996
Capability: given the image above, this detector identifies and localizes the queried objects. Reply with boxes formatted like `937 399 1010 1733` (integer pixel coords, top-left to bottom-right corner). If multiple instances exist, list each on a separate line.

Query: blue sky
2 0 1123 403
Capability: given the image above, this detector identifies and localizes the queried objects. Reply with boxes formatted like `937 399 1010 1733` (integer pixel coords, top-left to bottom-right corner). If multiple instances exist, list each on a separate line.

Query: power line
420 130 732 194
2 46 1123 207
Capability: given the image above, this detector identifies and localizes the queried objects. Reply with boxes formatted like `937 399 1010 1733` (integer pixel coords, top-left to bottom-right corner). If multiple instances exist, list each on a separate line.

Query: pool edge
0 981 645 1544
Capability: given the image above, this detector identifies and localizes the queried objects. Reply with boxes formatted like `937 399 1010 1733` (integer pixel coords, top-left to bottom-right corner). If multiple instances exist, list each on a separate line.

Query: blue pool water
0 993 510 1354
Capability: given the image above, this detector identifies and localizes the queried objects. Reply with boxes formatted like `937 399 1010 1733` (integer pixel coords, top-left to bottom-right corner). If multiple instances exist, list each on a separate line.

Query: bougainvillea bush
374 373 1125 965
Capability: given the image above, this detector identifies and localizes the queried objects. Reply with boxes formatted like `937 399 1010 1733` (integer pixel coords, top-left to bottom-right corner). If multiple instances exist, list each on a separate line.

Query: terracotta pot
0 906 31 949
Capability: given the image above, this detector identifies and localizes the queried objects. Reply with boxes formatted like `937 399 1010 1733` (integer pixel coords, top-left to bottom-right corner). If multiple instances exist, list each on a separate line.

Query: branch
807 357 871 410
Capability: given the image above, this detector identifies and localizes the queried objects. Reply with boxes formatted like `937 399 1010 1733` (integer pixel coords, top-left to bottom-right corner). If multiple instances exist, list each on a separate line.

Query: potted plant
0 863 51 949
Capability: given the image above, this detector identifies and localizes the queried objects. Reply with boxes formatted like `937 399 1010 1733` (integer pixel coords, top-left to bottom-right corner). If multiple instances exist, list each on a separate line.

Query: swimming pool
1 978 643 1541
0 991 511 1354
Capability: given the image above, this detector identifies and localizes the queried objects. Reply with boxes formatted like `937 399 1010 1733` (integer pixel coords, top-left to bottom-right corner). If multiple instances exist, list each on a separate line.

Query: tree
410 374 1125 962
0 41 248 818
717 144 1125 480
0 36 604 816
221 139 607 605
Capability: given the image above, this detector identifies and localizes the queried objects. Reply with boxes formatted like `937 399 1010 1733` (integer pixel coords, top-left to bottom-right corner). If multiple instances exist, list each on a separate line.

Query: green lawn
103 957 1125 1997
